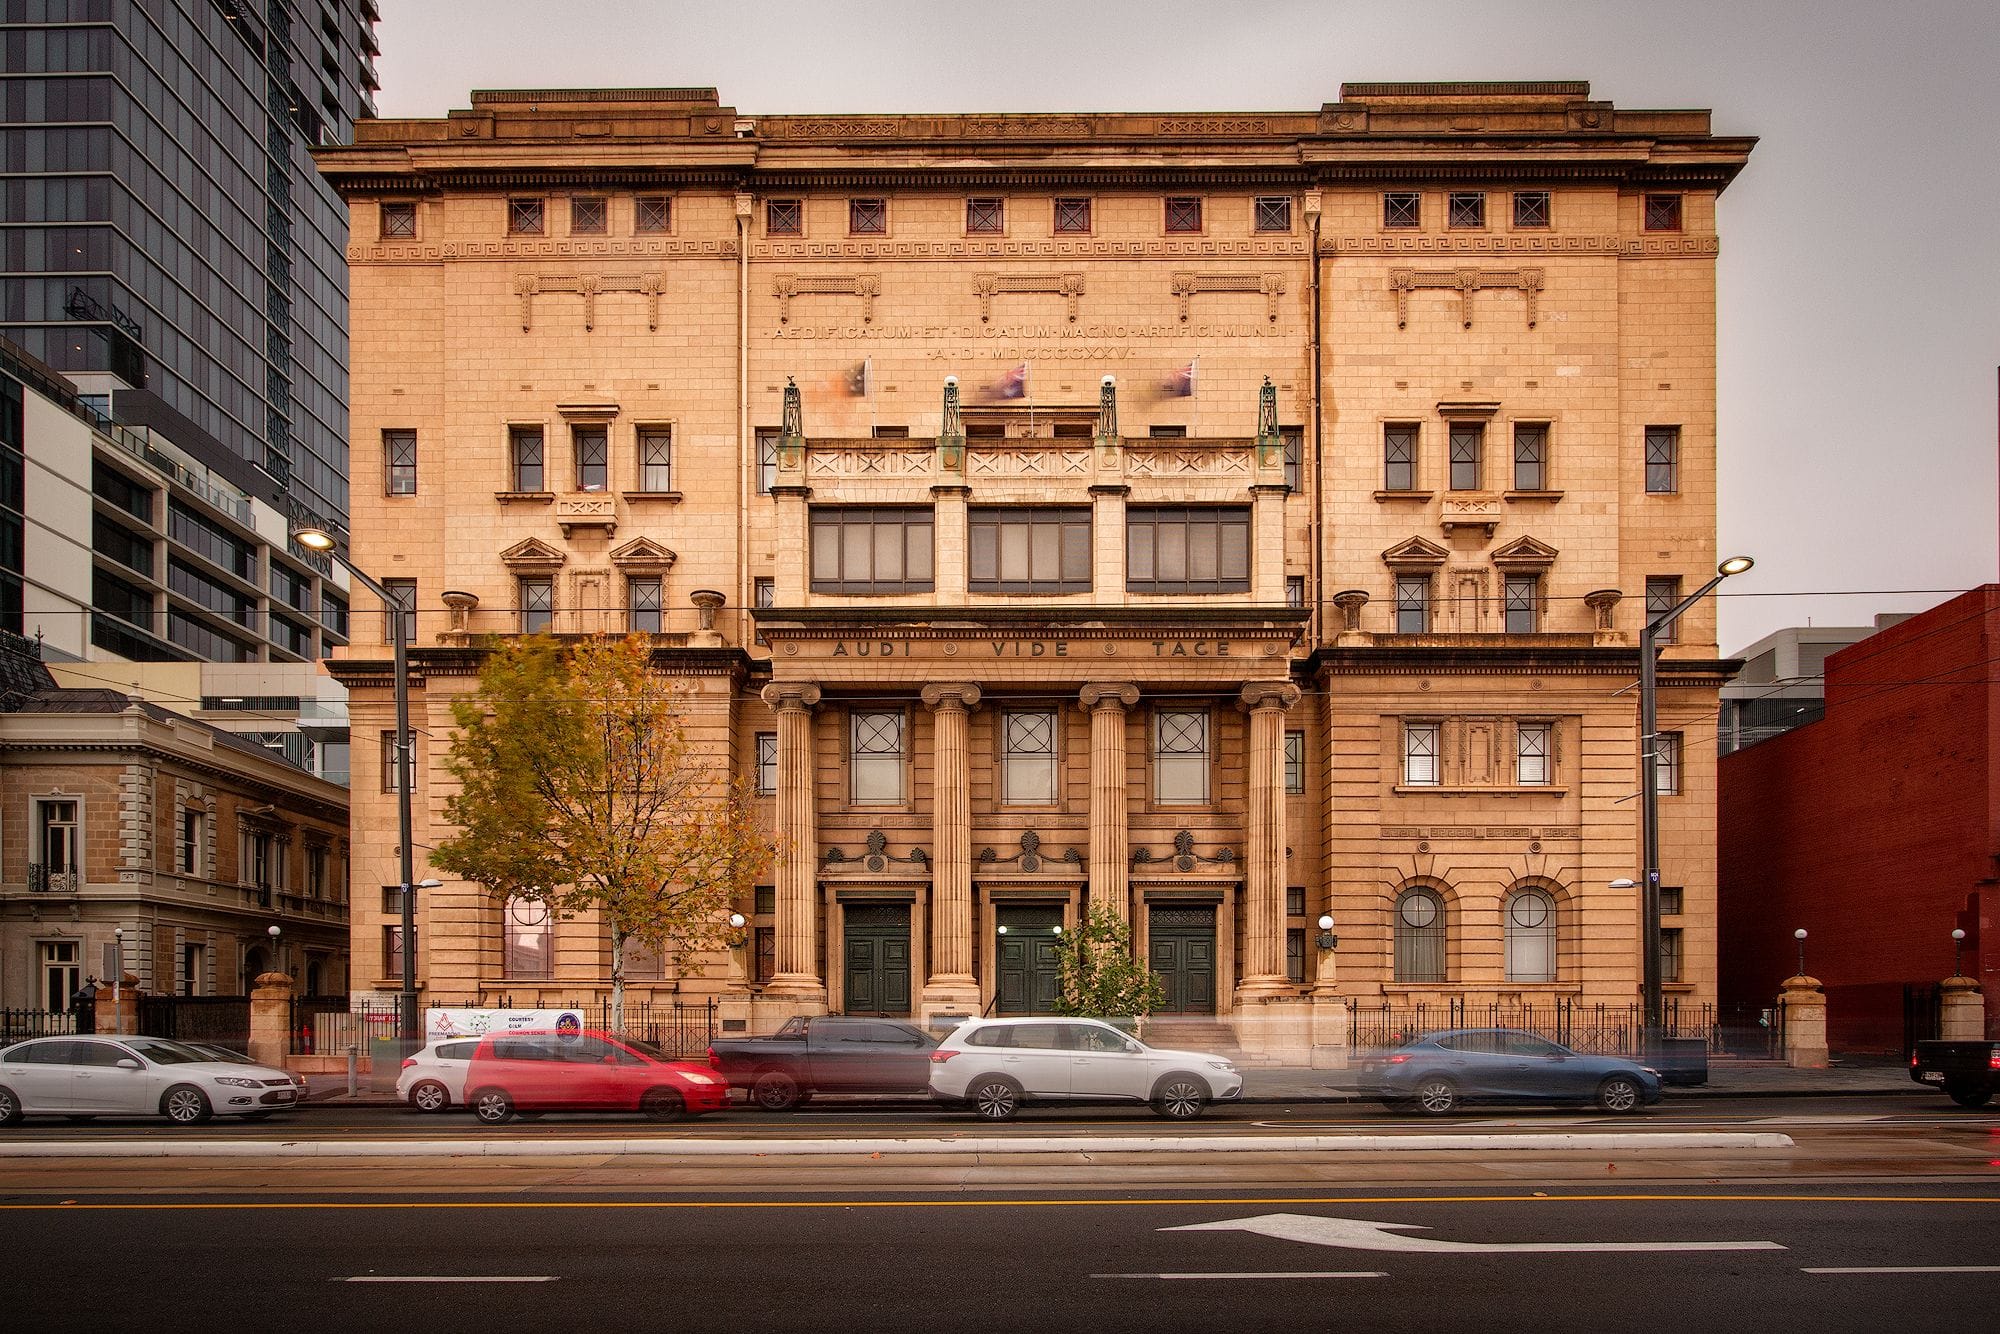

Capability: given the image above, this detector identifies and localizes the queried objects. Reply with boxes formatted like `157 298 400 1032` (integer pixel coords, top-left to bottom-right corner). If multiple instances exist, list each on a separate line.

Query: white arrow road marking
1094 1271 1387 1281
1166 1214 1786 1254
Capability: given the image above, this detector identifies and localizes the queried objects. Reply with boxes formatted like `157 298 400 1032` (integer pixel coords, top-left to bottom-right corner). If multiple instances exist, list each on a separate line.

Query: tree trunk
609 927 625 1036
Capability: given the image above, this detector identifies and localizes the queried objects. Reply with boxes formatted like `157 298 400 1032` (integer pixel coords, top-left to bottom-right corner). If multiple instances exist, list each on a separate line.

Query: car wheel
751 1070 802 1112
470 1088 514 1125
0 1086 25 1126
1596 1075 1644 1114
1413 1076 1460 1116
162 1084 212 1125
410 1080 450 1113
1946 1084 1992 1109
969 1076 1021 1121
1152 1076 1210 1120
641 1088 686 1123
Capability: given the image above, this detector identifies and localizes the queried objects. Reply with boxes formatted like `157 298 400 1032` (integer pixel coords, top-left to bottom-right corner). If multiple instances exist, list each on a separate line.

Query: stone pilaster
1079 683 1139 921
932 484 969 606
920 683 982 1015
760 682 825 1000
1236 680 1301 998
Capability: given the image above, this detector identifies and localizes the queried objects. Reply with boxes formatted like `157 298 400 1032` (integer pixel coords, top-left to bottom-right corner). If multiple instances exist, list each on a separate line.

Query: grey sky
372 0 2000 654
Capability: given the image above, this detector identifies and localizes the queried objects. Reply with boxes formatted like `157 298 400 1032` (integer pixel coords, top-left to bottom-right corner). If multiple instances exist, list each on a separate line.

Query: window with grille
1645 426 1680 493
1646 576 1682 643
1513 423 1547 490
1287 928 1306 983
1282 426 1303 489
635 196 671 232
1516 722 1551 785
380 201 416 238
384 926 410 979
767 199 802 235
1448 422 1483 491
383 579 416 646
1126 507 1251 594
507 198 543 234
969 507 1091 594
638 427 673 491
1659 885 1684 916
1154 710 1209 804
1659 927 1684 983
379 729 411 793
810 507 935 594
519 578 553 634
757 428 778 493
1054 197 1092 233
573 426 608 492
504 897 553 979
1003 711 1059 805
1395 575 1430 634
1504 888 1556 982
1165 196 1202 233
509 426 544 491
755 732 777 794
571 196 606 234
966 197 1004 233
1514 191 1550 228
1503 574 1539 634
1255 196 1292 231
1644 193 1683 231
850 710 905 805
1448 191 1485 228
1383 191 1421 227
1284 730 1305 795
849 198 887 234
383 429 416 495
1286 576 1305 609
628 577 662 633
1654 731 1683 795
1384 424 1417 490
1394 887 1446 982
1402 722 1439 785
754 577 774 608
179 809 202 874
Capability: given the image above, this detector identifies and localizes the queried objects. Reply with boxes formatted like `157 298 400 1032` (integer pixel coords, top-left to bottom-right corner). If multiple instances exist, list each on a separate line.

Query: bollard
346 1043 358 1098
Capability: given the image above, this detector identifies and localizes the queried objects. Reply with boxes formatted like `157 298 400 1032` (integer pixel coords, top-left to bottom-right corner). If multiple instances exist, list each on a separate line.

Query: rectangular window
1126 507 1251 594
383 429 416 495
1164 196 1202 233
1645 426 1680 494
1503 574 1539 634
809 507 934 594
1154 710 1209 805
850 710 905 805
1655 731 1683 796
1644 193 1684 231
635 196 671 232
1287 886 1307 917
1402 722 1440 786
570 195 606 234
504 899 553 979
755 732 778 794
966 197 1004 233
767 199 802 235
754 577 775 608
628 577 662 633
1659 885 1684 916
1255 196 1292 232
1659 927 1684 983
1284 730 1305 795
638 427 673 491
756 429 779 493
1148 425 1187 439
968 507 1092 594
519 577 553 634
1286 576 1306 609
35 799 80 893
755 927 776 984
572 426 609 492
1513 423 1547 491
509 426 544 492
1513 190 1551 228
1053 197 1092 233
307 845 328 898
384 926 409 980
1516 722 1551 785
1646 576 1682 644
849 197 887 234
1383 191 1421 227
383 578 416 646
1395 575 1430 634
380 730 411 794
1448 422 1483 491
1286 928 1306 984
379 201 416 238
1281 426 1303 490
1003 711 1060 805
179 809 202 874
1447 191 1486 228
1383 424 1417 490
507 198 544 235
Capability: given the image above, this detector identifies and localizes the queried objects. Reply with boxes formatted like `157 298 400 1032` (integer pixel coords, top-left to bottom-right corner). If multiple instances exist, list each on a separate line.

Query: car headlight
1640 1067 1662 1077
1207 1060 1236 1073
679 1072 719 1086
215 1076 262 1088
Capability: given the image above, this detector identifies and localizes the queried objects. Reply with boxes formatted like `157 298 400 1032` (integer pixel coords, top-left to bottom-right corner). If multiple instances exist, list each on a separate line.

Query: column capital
760 681 822 713
1239 680 1302 713
919 682 982 712
1079 682 1140 711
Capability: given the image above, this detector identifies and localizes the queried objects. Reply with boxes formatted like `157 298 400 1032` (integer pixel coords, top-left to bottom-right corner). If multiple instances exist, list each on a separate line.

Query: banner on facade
425 1007 587 1041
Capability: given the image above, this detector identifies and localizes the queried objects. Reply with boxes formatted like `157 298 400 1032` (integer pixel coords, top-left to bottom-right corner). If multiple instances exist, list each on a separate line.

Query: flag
844 358 871 397
1163 358 1197 397
992 361 1029 400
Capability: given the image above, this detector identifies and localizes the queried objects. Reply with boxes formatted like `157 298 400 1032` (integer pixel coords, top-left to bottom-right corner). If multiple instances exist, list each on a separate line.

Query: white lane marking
1803 1266 2000 1275
340 1276 557 1283
1168 1214 1786 1255
1746 1115 1889 1125
1094 1272 1387 1281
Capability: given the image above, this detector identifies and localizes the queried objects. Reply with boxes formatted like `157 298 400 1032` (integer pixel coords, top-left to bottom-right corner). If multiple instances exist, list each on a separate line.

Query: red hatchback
463 1030 729 1124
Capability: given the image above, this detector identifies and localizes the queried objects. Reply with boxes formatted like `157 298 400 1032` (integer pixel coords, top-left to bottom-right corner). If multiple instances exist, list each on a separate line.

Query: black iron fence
1 1009 80 1043
1713 1000 1783 1059
290 997 400 1056
135 995 250 1052
296 998 722 1058
1347 998 1721 1056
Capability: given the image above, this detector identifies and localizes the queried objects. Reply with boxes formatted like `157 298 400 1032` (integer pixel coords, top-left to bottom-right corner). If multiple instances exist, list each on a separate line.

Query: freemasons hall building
315 82 1753 1060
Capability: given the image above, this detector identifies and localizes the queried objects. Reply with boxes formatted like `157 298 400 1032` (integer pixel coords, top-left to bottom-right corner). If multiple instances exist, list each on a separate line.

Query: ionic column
1237 680 1302 996
1079 683 1139 920
759 682 823 996
920 683 981 1006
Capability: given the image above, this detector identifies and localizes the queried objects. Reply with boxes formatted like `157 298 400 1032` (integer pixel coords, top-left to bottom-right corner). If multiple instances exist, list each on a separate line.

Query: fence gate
136 995 251 1052
1902 982 1942 1057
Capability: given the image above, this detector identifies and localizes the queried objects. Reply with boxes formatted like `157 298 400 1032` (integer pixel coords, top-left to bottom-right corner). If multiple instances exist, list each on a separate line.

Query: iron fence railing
1347 998 1722 1057
429 998 720 1058
1 1009 80 1043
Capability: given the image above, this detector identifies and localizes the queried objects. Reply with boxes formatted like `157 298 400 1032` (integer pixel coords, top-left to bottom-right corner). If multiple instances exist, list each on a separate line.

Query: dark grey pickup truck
1909 1039 1999 1107
707 1016 938 1110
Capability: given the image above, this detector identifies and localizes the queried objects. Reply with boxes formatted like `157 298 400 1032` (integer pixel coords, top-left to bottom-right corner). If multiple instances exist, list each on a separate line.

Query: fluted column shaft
760 683 823 994
921 683 981 983
1238 681 1301 992
1080 683 1139 921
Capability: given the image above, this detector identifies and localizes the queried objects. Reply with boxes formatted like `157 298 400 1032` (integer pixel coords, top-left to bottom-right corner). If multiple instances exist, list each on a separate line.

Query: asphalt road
2 1184 1995 1334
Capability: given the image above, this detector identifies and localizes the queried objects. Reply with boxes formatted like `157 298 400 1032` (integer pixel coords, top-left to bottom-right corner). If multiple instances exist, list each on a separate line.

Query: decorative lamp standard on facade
267 923 280 976
1637 555 1754 1057
1316 914 1338 952
1794 927 1809 978
112 927 123 1033
1952 927 1967 976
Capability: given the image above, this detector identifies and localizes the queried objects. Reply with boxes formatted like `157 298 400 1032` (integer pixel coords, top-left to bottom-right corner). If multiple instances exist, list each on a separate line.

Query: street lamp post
1638 555 1754 1057
267 924 281 977
1793 927 1809 978
112 927 123 1034
1952 927 1967 976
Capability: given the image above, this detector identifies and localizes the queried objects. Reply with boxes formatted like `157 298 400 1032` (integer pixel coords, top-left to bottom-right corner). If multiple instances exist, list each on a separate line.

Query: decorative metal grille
756 732 778 793
628 577 662 633
1284 730 1305 794
507 198 544 235
1513 190 1550 228
571 196 606 234
853 712 902 755
757 430 778 492
384 429 416 495
1383 191 1421 227
1503 574 1539 633
766 199 802 235
1644 193 1683 231
1395 575 1430 633
1383 424 1417 489
1448 422 1483 490
849 198 887 234
1402 722 1439 785
1006 712 1054 757
1164 196 1202 233
639 428 673 490
1053 197 1091 233
966 197 1004 233
1645 426 1680 493
635 196 671 233
1516 723 1551 785
510 427 544 491
1255 196 1292 232
380 202 416 238
1646 576 1682 643
519 578 553 634
1513 423 1547 490
1447 191 1485 228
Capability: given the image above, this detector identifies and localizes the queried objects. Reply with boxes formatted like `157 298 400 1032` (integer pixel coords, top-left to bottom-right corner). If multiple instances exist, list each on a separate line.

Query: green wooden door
1148 904 1217 1015
995 905 1064 1014
843 904 911 1015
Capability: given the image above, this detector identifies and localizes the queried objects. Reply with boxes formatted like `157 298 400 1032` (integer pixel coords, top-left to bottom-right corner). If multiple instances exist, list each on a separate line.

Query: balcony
28 864 79 894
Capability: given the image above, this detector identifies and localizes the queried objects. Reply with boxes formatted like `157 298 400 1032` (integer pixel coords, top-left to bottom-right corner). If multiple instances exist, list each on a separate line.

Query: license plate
1919 1070 1944 1081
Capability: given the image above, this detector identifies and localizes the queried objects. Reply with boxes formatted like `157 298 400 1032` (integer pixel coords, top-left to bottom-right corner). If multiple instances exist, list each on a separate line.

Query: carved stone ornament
609 537 678 573
759 682 822 712
1172 270 1286 323
498 537 566 572
1491 535 1560 569
1131 830 1236 873
972 272 1085 323
1331 589 1370 633
514 272 664 332
1583 588 1623 631
774 274 880 324
1381 535 1450 569
1389 267 1543 329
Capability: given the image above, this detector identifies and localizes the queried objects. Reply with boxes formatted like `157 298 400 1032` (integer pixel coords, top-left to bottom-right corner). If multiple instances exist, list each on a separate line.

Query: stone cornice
0 736 347 823
348 238 737 265
755 606 1310 636
1309 646 1743 681
1326 233 1719 258
323 643 754 686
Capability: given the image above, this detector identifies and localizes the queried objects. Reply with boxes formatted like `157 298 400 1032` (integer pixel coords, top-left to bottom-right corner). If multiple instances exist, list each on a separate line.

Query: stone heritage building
314 81 1753 1060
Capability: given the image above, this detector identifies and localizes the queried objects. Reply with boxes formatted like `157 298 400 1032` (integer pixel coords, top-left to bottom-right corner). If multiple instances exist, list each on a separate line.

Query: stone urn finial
689 589 727 646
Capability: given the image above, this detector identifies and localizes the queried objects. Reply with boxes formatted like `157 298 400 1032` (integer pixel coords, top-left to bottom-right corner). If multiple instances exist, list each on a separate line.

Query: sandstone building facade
315 82 1752 1059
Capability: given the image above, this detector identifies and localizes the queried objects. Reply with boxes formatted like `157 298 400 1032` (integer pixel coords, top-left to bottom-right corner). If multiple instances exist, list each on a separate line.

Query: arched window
1505 887 1558 982
504 896 553 979
1393 887 1446 982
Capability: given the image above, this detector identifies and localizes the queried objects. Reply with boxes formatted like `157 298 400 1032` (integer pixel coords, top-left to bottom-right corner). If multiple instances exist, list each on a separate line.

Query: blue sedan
1369 1028 1664 1115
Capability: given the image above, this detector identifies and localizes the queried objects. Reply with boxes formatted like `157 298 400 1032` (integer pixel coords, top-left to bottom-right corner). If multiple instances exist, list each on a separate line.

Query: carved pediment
1382 535 1450 568
609 537 678 572
499 537 567 572
1491 535 1560 568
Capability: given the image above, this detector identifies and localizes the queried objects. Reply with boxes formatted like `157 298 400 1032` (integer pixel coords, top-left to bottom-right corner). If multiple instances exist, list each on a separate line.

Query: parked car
1909 1039 1999 1107
1367 1028 1663 1115
0 1034 302 1125
709 1015 938 1110
180 1042 310 1100
397 1037 482 1112
462 1029 729 1124
928 1016 1242 1121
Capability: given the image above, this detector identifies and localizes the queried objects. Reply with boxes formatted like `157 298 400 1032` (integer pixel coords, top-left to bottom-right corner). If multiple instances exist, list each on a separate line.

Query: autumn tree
1052 904 1166 1024
432 634 770 1033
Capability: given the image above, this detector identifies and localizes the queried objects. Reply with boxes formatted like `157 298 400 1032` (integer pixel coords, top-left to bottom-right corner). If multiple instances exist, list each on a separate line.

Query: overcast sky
371 0 2000 654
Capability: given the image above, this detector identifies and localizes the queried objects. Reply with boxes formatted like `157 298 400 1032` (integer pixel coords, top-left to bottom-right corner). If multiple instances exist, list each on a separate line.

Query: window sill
621 490 683 503
1393 785 1570 797
1374 489 1434 501
495 490 554 504
1504 489 1564 502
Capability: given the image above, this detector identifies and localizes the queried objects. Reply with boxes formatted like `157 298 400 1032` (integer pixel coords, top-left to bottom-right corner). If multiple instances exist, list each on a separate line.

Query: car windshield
618 1037 668 1061
123 1038 214 1065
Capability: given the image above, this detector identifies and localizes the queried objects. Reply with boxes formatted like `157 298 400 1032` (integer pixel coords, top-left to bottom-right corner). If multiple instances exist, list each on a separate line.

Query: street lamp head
1318 914 1334 931
293 526 336 552
1609 877 1638 890
1952 928 1966 941
1794 928 1808 941
113 927 123 940
1717 555 1755 577
416 878 442 889
727 912 746 930
268 925 281 940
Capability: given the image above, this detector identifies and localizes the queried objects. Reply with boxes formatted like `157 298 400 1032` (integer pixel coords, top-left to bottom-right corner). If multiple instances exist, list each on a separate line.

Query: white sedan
929 1017 1243 1120
0 1035 301 1125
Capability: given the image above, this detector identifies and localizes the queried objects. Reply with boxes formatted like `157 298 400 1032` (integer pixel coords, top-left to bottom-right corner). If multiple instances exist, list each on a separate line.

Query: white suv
929 1017 1242 1120
396 1037 480 1112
